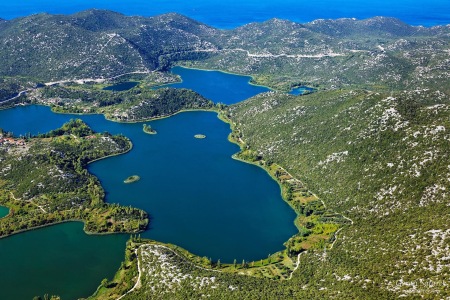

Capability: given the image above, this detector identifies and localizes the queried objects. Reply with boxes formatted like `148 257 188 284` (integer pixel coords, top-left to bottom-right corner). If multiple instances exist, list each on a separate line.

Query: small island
194 134 206 139
143 124 157 135
124 175 140 184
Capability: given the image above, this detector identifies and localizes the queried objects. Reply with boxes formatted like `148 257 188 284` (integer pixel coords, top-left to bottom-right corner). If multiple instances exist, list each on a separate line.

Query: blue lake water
0 67 297 298
158 66 270 104
0 105 297 262
97 67 269 102
0 0 448 27
0 205 8 218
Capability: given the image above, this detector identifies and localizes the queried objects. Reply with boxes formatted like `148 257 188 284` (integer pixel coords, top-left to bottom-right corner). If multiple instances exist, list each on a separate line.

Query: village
0 133 28 156
0 134 26 147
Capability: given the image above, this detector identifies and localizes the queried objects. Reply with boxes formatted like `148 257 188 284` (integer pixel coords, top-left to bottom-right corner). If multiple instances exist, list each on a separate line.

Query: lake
0 67 297 298
101 66 271 103
0 106 297 262
156 66 270 104
289 86 315 96
0 205 8 218
102 66 312 99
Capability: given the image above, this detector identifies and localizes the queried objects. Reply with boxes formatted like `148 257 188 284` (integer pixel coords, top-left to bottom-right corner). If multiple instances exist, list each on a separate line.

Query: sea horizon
0 0 449 28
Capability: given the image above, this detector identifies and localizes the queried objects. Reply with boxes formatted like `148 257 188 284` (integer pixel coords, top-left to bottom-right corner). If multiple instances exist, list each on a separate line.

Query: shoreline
0 219 139 241
104 107 219 124
217 113 303 232
0 137 139 240
87 139 133 164
218 111 354 253
1 77 341 275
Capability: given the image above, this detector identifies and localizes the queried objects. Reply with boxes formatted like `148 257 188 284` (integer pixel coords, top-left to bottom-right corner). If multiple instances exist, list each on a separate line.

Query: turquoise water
103 81 139 91
0 222 128 300
0 205 8 218
0 0 448 27
157 66 270 104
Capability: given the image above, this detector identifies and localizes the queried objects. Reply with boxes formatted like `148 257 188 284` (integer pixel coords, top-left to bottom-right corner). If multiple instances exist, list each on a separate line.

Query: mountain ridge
0 10 449 85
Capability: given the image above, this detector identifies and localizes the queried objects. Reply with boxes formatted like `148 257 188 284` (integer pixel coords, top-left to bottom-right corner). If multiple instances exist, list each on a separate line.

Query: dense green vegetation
0 119 148 236
33 85 214 122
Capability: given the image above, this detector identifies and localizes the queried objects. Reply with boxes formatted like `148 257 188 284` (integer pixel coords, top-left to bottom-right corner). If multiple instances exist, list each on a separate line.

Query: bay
0 222 128 300
156 66 270 104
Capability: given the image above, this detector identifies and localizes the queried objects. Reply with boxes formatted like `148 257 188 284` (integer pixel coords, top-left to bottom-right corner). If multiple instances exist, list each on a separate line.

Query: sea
0 0 449 28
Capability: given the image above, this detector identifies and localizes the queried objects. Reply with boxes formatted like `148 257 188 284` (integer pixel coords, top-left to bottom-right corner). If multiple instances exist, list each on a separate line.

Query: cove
0 205 9 218
0 222 128 300
155 66 270 104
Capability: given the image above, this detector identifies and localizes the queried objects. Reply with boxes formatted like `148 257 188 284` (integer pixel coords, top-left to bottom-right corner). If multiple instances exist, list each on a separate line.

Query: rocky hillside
0 10 449 92
0 10 221 81
224 87 450 298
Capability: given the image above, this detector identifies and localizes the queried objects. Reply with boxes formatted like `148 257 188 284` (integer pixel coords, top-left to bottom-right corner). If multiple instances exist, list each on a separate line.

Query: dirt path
116 248 142 300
